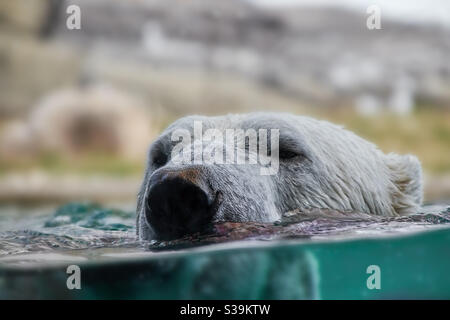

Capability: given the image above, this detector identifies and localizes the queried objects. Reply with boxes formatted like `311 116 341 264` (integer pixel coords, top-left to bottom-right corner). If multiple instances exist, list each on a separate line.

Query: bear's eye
153 152 168 167
279 149 300 160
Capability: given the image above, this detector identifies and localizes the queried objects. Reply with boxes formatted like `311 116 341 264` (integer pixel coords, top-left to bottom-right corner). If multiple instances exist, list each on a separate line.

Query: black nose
145 176 215 240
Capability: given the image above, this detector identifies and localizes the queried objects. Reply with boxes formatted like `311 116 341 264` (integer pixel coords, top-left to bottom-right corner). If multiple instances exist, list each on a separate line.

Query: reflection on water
0 202 449 266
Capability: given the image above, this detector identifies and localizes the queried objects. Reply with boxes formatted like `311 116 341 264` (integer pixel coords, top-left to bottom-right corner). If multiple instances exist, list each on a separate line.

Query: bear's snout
145 169 219 240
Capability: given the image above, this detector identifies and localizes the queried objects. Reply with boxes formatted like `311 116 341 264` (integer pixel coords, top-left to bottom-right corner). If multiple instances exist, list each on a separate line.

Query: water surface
0 202 449 266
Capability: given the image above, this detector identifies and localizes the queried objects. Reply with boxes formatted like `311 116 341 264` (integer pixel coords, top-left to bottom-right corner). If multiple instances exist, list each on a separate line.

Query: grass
0 152 145 177
312 108 450 174
0 107 448 176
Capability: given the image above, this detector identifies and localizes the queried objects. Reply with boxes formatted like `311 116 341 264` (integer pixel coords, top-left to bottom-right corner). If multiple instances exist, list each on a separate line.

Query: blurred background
0 0 449 205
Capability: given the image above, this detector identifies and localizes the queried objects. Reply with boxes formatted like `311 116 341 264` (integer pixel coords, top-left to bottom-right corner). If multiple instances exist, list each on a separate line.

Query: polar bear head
137 113 422 240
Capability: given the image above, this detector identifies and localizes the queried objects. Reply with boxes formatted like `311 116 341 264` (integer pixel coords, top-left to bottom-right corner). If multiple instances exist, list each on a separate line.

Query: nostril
145 177 216 240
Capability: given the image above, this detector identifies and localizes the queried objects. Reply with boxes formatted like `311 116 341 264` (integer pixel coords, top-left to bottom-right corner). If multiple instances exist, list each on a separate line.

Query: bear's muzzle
145 168 221 240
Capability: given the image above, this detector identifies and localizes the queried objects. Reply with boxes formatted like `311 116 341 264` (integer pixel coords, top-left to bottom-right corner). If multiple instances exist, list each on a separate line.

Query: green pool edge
1 227 450 299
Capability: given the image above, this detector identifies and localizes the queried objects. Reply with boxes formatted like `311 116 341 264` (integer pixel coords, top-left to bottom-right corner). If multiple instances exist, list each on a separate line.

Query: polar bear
136 113 422 240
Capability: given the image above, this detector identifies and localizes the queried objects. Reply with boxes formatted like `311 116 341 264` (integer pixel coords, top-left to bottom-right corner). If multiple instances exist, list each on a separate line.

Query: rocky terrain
1 0 450 117
45 0 450 110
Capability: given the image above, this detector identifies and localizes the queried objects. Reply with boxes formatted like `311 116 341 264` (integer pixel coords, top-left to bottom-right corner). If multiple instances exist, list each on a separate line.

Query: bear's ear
385 153 423 215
